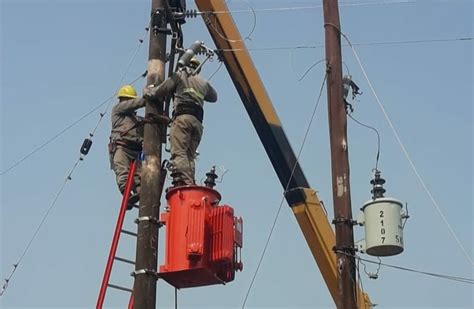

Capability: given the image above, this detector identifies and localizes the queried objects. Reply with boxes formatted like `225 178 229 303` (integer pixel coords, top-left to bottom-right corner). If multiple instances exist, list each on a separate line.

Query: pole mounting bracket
332 217 357 226
131 269 159 279
134 216 163 227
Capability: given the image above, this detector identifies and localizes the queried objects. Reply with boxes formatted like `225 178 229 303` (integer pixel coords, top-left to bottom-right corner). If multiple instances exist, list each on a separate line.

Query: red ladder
96 160 138 309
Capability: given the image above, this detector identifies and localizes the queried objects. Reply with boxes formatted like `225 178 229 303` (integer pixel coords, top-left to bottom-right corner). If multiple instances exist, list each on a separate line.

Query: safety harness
109 113 170 155
173 103 204 122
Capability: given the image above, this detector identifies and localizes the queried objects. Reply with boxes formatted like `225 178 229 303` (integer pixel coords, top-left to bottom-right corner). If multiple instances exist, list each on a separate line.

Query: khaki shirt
147 70 217 109
110 98 146 144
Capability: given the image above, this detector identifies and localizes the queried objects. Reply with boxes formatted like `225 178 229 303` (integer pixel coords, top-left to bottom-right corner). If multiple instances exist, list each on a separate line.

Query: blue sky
1 0 472 308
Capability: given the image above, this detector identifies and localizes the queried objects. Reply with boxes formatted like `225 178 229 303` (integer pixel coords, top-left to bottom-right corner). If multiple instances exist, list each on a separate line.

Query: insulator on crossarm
184 9 200 19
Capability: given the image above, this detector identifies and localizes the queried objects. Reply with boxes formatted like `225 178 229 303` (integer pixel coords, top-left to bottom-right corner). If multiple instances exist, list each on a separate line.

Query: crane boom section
194 1 370 307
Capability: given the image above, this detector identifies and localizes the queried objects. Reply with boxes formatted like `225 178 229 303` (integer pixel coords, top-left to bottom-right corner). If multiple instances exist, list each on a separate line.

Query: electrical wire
0 96 112 176
1 37 470 176
0 28 149 177
348 113 381 171
0 26 149 296
0 157 81 297
241 73 328 308
207 61 224 81
207 0 257 43
339 251 474 284
335 27 474 267
206 0 416 14
298 59 326 82
215 37 473 53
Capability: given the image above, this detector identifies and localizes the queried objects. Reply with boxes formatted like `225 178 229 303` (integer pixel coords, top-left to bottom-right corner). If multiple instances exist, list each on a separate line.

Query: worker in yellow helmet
144 57 217 186
109 85 146 207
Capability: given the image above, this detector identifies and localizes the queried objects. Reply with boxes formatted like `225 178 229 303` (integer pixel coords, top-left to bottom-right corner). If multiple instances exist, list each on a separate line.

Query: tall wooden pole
133 0 167 307
322 0 357 308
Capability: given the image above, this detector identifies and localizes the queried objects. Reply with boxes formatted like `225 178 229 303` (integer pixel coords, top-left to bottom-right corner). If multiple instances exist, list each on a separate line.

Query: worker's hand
143 85 155 99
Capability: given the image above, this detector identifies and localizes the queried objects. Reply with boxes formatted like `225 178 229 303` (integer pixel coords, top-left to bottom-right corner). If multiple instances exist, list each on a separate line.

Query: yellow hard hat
189 57 201 69
117 85 137 99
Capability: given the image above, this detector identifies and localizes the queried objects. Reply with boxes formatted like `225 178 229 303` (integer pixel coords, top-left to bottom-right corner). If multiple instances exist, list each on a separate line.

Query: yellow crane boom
194 1 371 307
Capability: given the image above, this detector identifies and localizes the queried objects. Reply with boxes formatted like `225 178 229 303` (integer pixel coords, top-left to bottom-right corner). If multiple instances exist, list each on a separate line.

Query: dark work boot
127 193 140 210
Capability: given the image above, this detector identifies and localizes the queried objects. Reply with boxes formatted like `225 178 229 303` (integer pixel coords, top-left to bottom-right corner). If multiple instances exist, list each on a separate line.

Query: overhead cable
241 72 328 308
204 0 416 14
0 25 149 295
334 27 474 267
207 0 257 43
0 28 149 177
215 37 473 52
348 113 381 172
338 251 474 284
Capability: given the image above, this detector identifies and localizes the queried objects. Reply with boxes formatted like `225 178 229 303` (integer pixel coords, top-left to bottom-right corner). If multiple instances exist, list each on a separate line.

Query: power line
216 37 473 52
204 0 416 14
348 113 381 172
241 72 328 308
0 29 149 177
2 36 470 177
339 251 474 285
0 96 112 176
0 26 149 296
335 27 474 267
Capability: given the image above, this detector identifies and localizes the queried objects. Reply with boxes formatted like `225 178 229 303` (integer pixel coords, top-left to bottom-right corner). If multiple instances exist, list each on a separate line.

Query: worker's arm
204 83 217 103
145 74 178 100
113 98 146 114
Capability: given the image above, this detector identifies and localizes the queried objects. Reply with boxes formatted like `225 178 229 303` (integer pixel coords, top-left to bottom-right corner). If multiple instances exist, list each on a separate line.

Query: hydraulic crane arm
194 0 371 307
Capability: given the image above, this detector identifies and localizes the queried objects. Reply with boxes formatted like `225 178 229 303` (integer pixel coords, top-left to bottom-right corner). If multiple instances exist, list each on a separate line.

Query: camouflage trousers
110 146 141 193
170 114 203 185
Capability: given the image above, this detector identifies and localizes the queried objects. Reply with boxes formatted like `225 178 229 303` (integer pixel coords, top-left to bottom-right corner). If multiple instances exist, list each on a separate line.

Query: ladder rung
114 256 136 265
108 283 133 293
121 229 138 237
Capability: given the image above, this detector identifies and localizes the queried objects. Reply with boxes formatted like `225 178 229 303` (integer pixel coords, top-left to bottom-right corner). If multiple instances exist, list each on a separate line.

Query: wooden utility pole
322 0 358 308
133 0 167 307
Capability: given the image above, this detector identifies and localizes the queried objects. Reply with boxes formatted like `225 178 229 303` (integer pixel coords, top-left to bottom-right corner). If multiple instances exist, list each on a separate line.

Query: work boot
127 193 140 210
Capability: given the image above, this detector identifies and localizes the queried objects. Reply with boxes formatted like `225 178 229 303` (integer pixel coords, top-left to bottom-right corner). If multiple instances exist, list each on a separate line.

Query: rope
241 73 327 308
336 28 474 267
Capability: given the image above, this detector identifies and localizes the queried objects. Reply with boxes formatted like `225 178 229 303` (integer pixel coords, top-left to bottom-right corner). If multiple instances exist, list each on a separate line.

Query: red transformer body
159 185 243 288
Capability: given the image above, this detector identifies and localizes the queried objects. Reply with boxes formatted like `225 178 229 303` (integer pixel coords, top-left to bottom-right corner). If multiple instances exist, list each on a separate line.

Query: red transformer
159 185 243 288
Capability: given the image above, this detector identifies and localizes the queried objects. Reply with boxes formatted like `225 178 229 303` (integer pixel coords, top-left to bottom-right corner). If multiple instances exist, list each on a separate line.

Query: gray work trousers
111 146 141 193
170 114 203 185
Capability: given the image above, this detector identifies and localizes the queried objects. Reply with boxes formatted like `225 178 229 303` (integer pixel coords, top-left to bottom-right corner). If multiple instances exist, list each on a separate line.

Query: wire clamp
333 246 356 255
332 217 357 226
131 269 159 279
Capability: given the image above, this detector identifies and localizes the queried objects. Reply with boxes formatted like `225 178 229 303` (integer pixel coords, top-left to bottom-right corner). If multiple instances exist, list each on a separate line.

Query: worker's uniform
146 69 217 185
109 98 146 193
